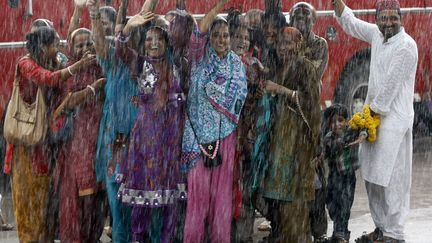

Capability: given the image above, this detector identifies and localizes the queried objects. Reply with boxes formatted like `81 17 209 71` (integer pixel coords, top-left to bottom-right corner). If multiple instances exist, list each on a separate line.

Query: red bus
1 0 431 123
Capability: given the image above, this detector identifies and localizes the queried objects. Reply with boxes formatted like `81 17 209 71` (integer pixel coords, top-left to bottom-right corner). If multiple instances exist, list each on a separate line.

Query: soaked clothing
262 56 320 202
253 56 321 242
302 31 329 239
302 33 329 80
115 34 187 242
56 60 104 243
96 47 137 243
181 26 247 243
10 57 63 242
337 7 418 240
233 51 262 243
323 128 361 240
11 146 50 243
183 132 237 243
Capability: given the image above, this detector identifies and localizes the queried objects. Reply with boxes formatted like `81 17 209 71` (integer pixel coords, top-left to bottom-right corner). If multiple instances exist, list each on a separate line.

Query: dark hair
100 6 117 24
322 103 349 134
25 26 56 59
324 103 349 121
30 19 54 31
262 11 286 30
227 8 242 35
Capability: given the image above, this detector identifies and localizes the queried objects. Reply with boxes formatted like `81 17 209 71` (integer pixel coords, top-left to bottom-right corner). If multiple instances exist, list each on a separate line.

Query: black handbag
201 141 222 168
189 115 222 169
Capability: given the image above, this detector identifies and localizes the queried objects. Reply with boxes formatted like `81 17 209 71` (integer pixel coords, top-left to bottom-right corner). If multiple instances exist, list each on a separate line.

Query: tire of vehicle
333 49 371 116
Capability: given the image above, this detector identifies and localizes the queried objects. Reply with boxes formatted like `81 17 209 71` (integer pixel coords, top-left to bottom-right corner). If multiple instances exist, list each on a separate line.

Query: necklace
138 61 159 94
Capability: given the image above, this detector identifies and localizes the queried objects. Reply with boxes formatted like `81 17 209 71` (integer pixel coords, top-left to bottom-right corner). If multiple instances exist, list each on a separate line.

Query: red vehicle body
1 0 431 118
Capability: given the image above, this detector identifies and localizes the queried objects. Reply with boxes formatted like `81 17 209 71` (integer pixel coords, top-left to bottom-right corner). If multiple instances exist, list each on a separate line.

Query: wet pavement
1 137 431 243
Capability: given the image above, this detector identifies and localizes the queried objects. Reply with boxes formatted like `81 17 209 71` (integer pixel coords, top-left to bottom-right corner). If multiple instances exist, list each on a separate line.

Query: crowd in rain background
0 0 418 243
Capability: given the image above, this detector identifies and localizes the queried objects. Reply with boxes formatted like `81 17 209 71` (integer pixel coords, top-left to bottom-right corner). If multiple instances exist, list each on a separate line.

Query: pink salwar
183 131 237 243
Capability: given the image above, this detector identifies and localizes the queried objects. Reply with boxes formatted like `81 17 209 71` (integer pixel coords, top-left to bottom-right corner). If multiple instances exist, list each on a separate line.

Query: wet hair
25 26 56 67
324 104 349 121
289 2 317 22
100 6 117 24
209 16 229 35
227 8 245 36
323 103 349 134
245 9 264 23
262 11 286 30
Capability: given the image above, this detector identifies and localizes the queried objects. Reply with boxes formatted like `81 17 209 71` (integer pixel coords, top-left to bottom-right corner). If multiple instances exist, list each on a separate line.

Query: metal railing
1 7 431 49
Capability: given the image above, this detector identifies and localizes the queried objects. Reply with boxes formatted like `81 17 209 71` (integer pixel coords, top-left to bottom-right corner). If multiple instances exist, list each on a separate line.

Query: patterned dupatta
181 46 247 172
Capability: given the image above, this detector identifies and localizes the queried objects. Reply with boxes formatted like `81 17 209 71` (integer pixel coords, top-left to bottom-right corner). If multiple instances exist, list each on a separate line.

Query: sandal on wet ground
0 223 13 231
355 228 383 243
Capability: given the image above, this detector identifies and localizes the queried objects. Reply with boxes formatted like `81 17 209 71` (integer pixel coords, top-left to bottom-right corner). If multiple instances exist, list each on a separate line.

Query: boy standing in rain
333 0 418 242
323 104 366 243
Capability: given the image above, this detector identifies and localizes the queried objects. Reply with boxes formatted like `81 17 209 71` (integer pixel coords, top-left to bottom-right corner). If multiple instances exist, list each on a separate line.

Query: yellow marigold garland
348 105 380 142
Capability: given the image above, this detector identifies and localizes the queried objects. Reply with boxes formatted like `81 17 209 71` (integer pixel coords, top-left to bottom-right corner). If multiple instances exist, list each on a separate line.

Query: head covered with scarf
180 18 248 171
68 28 93 60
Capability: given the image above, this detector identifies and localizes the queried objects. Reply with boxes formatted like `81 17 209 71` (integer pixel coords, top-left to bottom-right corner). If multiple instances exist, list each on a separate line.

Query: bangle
87 85 96 96
291 90 297 100
67 66 75 76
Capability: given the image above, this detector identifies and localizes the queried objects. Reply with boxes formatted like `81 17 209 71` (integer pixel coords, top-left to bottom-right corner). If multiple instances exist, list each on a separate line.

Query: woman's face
72 33 94 59
42 42 58 60
276 32 300 62
263 20 278 47
101 12 114 36
210 23 230 58
145 29 167 58
231 27 250 56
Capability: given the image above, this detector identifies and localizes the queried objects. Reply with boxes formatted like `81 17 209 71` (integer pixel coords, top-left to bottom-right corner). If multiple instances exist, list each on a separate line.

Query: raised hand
123 12 155 35
86 0 99 14
75 0 87 7
128 12 155 28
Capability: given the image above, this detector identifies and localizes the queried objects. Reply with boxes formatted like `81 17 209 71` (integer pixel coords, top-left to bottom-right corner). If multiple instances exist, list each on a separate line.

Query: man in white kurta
333 0 418 241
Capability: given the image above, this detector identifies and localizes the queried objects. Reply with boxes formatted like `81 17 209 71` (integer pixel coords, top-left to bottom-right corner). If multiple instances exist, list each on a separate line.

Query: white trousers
364 130 412 240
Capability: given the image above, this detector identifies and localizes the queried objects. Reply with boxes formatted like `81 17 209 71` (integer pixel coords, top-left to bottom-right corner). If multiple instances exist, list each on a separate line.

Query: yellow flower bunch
348 105 380 142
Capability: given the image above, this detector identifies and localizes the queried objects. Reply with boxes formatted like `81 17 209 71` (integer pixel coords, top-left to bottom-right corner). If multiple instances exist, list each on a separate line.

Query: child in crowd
323 104 367 243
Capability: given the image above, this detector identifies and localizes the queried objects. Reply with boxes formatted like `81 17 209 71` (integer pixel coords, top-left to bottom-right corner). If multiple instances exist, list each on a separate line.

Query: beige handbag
3 61 48 146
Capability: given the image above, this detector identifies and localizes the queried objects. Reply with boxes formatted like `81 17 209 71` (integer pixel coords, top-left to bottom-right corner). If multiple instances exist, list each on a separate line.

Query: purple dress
117 59 186 207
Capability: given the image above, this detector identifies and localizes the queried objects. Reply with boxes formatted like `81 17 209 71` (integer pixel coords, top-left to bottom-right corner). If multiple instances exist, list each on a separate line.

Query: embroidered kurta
336 7 418 187
260 57 321 202
181 27 248 172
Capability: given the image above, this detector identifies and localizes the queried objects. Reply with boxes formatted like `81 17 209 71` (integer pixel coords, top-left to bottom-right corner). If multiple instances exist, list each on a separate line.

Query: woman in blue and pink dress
180 1 248 242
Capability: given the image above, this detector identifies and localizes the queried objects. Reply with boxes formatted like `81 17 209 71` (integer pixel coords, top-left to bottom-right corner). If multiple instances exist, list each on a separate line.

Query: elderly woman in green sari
252 26 321 242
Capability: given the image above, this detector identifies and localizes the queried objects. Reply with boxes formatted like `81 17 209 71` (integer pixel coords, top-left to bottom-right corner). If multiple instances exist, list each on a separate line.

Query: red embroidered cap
376 0 401 11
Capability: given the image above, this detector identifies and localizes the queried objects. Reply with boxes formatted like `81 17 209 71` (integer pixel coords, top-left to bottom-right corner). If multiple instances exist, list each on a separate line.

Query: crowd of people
1 0 417 243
